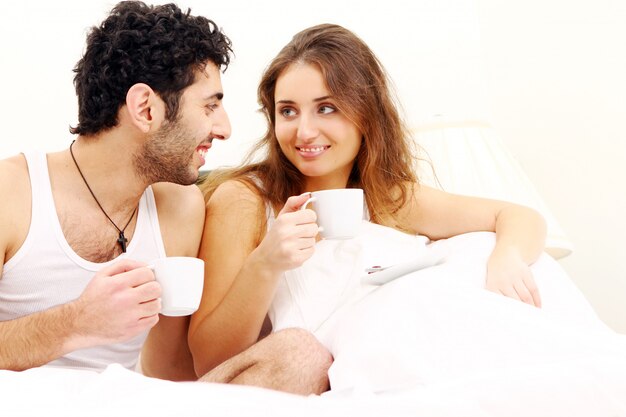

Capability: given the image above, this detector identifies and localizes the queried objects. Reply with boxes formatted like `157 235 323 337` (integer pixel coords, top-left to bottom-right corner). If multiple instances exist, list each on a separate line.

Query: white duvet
2 223 625 416
270 222 626 414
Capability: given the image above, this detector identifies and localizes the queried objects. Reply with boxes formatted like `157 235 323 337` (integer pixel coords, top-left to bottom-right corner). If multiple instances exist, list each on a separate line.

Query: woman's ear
124 83 166 133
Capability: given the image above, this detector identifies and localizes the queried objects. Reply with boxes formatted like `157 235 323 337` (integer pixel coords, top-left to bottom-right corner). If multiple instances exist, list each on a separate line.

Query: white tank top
0 151 167 370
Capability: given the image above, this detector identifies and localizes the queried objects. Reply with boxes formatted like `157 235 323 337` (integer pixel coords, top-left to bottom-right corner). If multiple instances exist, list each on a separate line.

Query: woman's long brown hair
200 24 419 229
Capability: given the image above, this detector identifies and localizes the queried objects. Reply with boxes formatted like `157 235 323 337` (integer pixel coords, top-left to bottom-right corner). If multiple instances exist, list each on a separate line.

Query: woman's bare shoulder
208 178 265 213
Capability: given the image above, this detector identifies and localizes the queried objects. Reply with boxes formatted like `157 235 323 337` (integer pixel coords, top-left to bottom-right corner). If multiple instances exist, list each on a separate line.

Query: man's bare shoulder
0 154 32 264
0 154 31 213
0 154 29 189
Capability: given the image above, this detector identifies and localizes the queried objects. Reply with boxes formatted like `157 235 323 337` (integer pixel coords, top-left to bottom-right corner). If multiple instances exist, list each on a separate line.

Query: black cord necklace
69 140 137 253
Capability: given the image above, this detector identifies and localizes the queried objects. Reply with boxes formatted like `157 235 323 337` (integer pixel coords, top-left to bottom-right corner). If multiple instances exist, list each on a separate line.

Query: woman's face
274 63 362 188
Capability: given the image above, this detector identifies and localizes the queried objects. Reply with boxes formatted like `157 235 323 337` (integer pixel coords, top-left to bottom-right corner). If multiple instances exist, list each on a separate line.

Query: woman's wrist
488 244 525 267
244 248 284 283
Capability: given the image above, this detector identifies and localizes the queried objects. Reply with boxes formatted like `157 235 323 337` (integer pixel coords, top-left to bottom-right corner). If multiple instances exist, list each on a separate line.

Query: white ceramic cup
300 188 364 239
148 257 204 317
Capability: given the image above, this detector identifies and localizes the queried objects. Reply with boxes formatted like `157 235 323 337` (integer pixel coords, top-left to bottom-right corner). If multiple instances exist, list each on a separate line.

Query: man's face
134 62 231 185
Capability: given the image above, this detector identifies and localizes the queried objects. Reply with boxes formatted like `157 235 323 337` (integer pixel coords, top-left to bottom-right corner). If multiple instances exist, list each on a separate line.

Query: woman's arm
188 181 318 377
401 183 547 306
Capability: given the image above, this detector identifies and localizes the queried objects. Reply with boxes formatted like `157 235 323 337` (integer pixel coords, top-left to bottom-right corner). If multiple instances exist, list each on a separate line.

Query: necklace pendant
117 232 128 253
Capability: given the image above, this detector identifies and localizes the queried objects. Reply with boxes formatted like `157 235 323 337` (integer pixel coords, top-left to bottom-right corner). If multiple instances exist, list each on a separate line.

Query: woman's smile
295 144 331 158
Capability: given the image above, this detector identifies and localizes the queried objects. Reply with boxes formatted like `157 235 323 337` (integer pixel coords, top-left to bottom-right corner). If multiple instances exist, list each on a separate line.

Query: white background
0 0 624 332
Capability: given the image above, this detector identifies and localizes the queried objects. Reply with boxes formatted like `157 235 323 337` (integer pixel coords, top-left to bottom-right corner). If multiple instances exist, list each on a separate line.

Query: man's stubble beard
133 119 199 186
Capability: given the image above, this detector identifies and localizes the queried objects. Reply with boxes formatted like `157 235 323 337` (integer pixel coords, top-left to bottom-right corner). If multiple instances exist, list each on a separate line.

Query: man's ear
125 83 166 133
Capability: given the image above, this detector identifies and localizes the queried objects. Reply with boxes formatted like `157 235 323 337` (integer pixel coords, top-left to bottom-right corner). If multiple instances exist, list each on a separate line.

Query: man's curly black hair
70 1 232 136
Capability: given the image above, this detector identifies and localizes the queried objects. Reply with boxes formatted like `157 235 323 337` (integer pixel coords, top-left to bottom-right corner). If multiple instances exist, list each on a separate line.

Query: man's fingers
138 298 162 318
137 313 160 330
99 259 148 276
115 266 156 288
133 280 162 302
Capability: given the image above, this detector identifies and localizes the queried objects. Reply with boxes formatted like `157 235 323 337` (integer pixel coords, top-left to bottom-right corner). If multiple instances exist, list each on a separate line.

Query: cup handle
300 196 316 210
299 196 324 234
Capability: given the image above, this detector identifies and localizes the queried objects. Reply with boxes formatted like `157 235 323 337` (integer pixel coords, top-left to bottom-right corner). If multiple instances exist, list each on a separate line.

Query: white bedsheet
1 359 625 417
269 223 626 414
0 363 487 417
2 225 626 416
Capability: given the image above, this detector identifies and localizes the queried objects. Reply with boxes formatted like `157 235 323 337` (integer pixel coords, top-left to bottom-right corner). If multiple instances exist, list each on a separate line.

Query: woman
187 24 606 390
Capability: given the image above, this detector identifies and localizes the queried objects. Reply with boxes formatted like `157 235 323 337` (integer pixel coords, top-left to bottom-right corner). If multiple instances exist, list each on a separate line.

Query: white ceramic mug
300 188 364 239
148 257 204 316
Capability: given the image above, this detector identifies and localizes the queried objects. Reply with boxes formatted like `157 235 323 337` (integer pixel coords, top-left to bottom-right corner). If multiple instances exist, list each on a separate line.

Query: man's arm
0 259 160 370
0 156 80 369
0 155 161 370
0 262 161 370
0 302 85 370
140 183 205 381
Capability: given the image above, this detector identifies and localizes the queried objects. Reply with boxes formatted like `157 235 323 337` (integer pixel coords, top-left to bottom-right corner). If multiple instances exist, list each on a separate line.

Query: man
0 1 330 395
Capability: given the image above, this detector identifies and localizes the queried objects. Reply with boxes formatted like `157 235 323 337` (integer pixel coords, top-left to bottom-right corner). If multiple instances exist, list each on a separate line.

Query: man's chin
180 173 199 186
186 169 201 185
160 169 199 186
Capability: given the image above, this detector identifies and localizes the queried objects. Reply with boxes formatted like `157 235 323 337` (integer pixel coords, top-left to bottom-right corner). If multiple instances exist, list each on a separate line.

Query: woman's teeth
298 146 327 153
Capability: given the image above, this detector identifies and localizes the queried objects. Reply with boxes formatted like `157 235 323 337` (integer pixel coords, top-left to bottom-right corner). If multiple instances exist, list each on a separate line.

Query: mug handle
300 196 316 210
299 196 324 234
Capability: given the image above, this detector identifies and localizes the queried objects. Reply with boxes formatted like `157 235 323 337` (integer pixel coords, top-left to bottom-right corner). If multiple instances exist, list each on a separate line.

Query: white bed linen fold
3 223 626 416
270 222 626 413
0 364 483 417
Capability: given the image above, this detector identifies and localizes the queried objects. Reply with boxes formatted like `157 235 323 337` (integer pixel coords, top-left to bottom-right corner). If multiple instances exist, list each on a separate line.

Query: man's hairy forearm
0 302 81 371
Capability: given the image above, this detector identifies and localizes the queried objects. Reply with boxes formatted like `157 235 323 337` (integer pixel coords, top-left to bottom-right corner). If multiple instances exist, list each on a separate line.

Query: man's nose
212 106 231 141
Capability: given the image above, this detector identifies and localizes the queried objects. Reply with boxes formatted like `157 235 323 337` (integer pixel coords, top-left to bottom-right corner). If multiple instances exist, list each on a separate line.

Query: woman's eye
280 107 296 117
319 105 336 114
